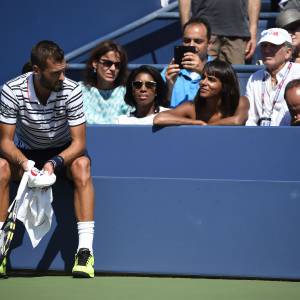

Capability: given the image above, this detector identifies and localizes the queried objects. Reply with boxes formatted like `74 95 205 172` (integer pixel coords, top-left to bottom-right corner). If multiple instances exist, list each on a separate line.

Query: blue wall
9 126 300 279
0 0 171 85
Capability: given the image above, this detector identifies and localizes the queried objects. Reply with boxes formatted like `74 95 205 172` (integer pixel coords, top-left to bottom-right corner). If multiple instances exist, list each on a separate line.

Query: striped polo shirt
0 72 86 150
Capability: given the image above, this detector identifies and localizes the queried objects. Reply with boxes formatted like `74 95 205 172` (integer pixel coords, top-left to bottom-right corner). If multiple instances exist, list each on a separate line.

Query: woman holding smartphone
154 60 249 126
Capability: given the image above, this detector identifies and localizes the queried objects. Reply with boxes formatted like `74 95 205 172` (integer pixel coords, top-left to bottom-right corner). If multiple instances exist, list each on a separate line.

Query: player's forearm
0 139 27 167
179 0 191 27
58 139 86 166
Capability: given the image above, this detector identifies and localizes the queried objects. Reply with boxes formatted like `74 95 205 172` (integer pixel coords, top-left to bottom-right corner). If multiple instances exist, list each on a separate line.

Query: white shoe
28 168 56 188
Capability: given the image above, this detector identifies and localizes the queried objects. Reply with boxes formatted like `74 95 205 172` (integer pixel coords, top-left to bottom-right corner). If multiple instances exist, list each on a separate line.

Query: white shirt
245 62 300 126
117 107 169 125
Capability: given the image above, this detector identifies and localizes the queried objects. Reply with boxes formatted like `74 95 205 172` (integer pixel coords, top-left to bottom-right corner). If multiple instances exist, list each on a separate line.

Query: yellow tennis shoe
72 248 94 278
0 257 7 278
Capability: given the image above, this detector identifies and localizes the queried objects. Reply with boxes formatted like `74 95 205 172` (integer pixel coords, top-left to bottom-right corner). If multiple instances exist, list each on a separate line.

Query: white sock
77 221 94 254
0 221 4 231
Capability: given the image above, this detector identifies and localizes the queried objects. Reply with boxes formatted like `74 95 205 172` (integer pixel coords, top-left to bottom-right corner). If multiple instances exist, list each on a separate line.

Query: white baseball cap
258 28 292 45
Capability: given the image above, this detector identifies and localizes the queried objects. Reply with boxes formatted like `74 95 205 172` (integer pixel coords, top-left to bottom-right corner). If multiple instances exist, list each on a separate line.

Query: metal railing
65 1 179 62
65 0 278 64
66 0 276 73
157 11 279 19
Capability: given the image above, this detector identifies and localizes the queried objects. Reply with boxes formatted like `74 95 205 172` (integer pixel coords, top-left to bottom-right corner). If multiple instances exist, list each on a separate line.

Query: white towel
15 165 55 248
17 186 54 248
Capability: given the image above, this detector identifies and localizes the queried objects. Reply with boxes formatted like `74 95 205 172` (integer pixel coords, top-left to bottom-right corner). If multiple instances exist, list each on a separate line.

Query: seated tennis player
0 40 95 278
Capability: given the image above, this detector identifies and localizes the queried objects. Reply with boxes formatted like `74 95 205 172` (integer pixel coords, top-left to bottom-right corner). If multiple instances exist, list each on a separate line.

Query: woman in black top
154 60 249 126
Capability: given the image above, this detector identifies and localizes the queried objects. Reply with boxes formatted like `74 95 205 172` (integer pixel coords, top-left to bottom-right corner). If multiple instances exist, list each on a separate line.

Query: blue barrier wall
9 126 300 279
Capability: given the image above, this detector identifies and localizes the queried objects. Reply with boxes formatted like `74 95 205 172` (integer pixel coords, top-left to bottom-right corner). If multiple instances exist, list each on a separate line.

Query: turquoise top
80 82 132 124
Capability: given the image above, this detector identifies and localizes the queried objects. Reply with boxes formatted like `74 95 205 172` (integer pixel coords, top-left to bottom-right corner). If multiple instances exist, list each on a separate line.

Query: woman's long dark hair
195 60 240 118
83 40 128 88
124 65 168 112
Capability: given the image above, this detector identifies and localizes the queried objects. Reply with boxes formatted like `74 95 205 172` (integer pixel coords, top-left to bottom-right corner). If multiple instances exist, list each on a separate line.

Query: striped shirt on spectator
0 72 86 150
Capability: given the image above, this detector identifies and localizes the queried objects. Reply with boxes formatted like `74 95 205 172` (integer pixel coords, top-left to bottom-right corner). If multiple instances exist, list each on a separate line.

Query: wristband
47 155 64 171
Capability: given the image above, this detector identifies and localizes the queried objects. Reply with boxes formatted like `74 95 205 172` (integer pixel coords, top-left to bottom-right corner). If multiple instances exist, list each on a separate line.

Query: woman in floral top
80 40 132 124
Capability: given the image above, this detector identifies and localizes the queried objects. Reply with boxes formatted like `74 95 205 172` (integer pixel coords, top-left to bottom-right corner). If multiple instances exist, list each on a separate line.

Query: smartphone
174 45 196 68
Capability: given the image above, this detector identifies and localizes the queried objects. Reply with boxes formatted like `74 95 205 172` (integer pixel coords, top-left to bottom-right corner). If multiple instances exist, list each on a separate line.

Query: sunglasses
132 80 157 90
99 59 121 69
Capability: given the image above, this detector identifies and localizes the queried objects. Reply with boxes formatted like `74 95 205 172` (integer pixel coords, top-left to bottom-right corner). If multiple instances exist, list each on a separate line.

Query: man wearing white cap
245 28 300 126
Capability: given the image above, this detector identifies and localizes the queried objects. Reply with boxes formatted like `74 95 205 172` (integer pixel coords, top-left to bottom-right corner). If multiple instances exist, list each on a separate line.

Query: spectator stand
66 1 277 94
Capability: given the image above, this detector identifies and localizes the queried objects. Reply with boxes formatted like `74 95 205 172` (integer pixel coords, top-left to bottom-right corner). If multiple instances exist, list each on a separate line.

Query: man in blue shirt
161 17 212 107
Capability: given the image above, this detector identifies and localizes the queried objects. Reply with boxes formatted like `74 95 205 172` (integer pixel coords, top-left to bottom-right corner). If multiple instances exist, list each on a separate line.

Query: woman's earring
93 68 97 73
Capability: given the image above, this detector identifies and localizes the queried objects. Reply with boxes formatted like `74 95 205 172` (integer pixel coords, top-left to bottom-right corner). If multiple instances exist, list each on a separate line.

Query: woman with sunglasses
117 65 169 124
80 40 132 124
153 60 249 126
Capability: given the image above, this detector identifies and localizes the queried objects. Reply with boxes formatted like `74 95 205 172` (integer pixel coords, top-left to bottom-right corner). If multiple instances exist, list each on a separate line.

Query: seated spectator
276 8 300 63
161 17 212 108
80 40 132 124
154 60 249 126
117 65 168 125
246 28 300 126
281 79 300 125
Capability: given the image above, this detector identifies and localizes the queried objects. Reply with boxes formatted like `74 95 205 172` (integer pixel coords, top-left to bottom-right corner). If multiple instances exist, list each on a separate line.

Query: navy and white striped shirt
0 72 86 150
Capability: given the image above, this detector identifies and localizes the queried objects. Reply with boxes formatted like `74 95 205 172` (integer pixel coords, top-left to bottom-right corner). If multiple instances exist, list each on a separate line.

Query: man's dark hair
21 61 33 74
284 79 300 100
182 17 211 41
84 40 128 88
31 40 64 70
124 65 168 111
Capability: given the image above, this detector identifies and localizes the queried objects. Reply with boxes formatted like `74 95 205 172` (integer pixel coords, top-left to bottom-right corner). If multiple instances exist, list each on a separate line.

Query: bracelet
47 155 64 171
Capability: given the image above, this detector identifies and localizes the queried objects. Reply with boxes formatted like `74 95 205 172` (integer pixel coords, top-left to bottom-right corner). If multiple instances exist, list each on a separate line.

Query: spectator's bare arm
245 0 261 60
209 96 249 125
179 0 192 28
165 59 181 102
153 102 207 126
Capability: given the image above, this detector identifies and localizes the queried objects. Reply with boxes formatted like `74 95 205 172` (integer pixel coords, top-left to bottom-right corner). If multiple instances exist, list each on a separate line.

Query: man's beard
40 74 63 92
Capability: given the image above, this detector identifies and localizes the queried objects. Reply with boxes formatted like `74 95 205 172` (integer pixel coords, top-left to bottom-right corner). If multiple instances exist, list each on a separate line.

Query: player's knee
70 157 91 183
0 158 11 182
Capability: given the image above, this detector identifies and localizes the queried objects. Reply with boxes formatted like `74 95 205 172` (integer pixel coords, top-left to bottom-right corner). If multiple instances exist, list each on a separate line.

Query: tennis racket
0 170 30 265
